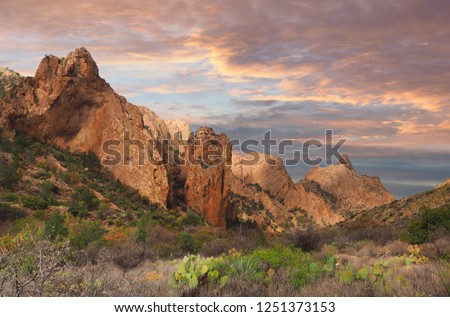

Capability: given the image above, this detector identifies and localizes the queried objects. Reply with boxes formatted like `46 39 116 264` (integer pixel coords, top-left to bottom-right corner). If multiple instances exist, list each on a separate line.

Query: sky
1 0 449 198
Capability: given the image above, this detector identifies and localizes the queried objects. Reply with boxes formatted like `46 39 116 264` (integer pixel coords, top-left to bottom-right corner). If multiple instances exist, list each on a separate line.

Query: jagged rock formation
0 67 21 98
231 152 394 228
0 48 172 206
0 47 396 231
231 153 343 227
0 48 236 227
232 153 292 200
184 127 232 227
304 155 395 214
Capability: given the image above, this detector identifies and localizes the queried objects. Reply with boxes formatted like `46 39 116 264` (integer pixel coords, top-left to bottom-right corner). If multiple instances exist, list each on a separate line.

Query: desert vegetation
0 133 449 296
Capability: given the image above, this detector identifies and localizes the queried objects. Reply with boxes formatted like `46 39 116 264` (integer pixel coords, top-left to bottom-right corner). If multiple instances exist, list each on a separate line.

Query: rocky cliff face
184 127 232 227
0 48 236 227
231 152 394 228
304 155 395 215
0 47 395 230
231 153 344 227
0 48 182 208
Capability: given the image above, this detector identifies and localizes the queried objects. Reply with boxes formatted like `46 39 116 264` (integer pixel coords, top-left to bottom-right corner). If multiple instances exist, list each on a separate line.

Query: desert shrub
72 186 100 211
68 186 100 217
176 232 201 254
0 160 20 189
337 264 356 284
0 203 27 221
43 213 68 241
1 191 19 203
347 226 397 245
0 233 70 296
289 226 323 252
402 207 450 244
192 228 217 245
135 215 150 243
251 245 326 288
42 180 59 194
180 210 203 227
80 151 101 172
68 201 89 218
69 220 105 250
201 238 230 257
60 171 82 185
146 225 177 260
22 195 49 210
112 244 144 271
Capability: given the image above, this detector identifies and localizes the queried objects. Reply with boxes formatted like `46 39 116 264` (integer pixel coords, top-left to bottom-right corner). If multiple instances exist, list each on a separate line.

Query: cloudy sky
1 0 449 197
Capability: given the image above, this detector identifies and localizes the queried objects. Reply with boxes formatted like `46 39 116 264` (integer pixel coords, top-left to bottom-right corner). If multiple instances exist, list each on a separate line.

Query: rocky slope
0 48 233 226
231 152 394 228
339 178 450 230
231 153 343 228
0 48 172 206
304 155 395 216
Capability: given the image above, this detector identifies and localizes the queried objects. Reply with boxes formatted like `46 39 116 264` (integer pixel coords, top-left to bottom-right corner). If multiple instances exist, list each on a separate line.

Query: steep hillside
304 155 395 217
339 179 450 230
231 152 394 228
0 48 233 227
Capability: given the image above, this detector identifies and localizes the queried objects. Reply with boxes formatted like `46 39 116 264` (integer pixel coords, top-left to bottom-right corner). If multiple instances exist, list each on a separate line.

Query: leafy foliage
402 207 450 244
43 213 68 241
180 210 203 227
176 232 201 254
68 220 105 250
0 203 27 221
0 160 20 189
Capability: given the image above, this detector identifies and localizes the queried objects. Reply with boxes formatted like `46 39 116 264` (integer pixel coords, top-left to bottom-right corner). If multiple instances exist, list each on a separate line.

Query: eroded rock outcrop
0 48 171 205
304 155 395 214
184 127 232 227
231 153 343 227
231 152 394 228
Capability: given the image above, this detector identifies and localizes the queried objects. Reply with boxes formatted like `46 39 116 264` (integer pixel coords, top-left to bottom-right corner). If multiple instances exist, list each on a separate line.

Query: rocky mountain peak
36 47 99 80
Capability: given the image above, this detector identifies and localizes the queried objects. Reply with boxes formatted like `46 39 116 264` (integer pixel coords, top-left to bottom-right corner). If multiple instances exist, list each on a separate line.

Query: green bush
135 215 149 243
44 213 68 240
0 130 12 152
42 181 60 194
69 220 105 249
0 202 27 221
250 245 325 288
68 201 89 218
2 191 19 203
68 186 100 217
22 195 49 210
0 160 20 189
402 207 450 244
180 210 203 227
176 232 201 254
72 186 100 211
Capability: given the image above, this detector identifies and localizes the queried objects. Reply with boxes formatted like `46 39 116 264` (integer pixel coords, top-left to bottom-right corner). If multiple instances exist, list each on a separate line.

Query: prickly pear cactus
173 255 228 289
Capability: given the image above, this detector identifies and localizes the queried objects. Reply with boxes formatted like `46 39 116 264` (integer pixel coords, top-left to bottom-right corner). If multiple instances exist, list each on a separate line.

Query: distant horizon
1 0 449 198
